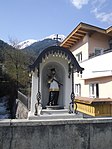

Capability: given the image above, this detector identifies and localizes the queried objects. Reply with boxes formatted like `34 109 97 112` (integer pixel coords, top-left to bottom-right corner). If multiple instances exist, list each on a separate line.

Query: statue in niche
47 68 63 106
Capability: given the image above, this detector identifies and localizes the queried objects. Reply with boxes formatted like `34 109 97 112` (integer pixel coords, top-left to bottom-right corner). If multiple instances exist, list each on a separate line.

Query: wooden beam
74 32 85 37
77 29 87 34
64 42 73 46
71 36 80 40
69 38 78 42
67 40 75 44
62 44 71 49
63 45 69 48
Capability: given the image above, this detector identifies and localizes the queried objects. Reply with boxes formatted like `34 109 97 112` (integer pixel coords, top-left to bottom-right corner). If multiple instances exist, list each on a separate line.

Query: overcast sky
0 0 112 43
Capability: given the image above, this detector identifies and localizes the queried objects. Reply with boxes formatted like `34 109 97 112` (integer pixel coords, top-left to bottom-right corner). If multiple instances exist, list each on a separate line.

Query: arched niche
41 62 65 108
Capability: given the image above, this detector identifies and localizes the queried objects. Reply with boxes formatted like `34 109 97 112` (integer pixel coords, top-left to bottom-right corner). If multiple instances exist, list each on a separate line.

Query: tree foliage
0 39 33 95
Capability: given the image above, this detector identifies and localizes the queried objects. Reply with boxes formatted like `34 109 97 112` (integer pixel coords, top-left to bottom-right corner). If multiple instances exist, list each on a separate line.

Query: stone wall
16 91 30 119
0 118 112 149
16 99 28 119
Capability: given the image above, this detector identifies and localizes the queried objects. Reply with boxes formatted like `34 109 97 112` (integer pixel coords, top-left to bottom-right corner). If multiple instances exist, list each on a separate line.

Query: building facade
61 22 112 98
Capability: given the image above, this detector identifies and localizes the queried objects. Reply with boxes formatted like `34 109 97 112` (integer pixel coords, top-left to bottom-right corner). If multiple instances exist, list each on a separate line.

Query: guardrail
18 91 30 110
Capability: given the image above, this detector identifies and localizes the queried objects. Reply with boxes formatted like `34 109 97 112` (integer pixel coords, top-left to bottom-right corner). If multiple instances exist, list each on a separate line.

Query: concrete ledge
0 119 11 126
0 118 112 149
0 117 112 126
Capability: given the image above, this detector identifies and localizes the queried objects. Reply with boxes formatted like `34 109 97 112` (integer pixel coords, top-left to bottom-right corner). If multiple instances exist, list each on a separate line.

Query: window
76 52 82 62
110 43 112 49
89 83 99 98
75 84 81 96
109 39 112 49
94 48 103 56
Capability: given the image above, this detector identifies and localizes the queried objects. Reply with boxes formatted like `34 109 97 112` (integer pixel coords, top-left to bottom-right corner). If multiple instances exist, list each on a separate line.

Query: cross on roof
54 34 61 46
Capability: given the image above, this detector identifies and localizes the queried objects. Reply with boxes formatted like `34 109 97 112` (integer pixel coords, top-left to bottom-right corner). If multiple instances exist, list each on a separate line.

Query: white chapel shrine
28 46 84 119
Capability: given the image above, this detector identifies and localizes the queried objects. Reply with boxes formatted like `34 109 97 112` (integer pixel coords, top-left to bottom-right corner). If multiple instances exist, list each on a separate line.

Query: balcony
80 49 112 79
89 48 112 59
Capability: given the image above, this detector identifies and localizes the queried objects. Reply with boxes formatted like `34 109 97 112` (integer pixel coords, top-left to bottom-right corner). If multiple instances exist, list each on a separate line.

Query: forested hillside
23 38 61 57
0 40 32 95
0 37 63 95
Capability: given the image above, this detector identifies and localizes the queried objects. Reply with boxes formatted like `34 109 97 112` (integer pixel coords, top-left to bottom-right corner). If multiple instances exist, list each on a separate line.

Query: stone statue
47 68 62 106
34 92 42 115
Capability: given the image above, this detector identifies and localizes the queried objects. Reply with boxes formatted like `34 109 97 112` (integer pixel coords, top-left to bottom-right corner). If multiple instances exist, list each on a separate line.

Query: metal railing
89 48 112 59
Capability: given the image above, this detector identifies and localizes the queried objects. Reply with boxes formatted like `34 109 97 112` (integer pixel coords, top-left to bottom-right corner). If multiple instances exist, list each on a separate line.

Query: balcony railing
89 48 112 59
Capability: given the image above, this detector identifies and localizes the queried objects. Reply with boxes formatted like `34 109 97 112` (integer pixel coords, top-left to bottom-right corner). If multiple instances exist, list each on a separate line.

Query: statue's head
51 68 56 75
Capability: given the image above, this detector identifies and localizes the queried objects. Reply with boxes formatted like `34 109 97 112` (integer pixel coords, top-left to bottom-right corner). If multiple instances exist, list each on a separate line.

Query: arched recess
41 61 65 108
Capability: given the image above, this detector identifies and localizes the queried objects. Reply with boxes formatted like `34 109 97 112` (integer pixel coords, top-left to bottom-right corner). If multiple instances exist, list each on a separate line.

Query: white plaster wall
85 77 112 98
78 79 88 97
73 51 112 98
70 35 89 61
30 71 38 113
72 42 89 61
69 32 112 99
81 52 112 79
74 73 89 97
99 80 112 98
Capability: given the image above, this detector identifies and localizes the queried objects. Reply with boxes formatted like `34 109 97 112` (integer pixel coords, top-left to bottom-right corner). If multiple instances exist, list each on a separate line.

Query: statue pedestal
46 105 63 110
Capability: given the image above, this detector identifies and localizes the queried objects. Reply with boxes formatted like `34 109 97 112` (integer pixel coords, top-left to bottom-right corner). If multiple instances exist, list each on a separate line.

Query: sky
0 0 112 43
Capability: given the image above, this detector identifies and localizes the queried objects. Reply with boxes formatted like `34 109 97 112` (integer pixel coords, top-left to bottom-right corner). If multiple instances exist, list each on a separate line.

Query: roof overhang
29 46 84 73
60 22 112 49
106 26 112 36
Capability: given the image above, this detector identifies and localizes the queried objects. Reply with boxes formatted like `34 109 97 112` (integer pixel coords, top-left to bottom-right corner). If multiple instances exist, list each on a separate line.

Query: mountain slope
23 39 58 56
22 34 66 56
0 40 12 63
18 39 37 49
